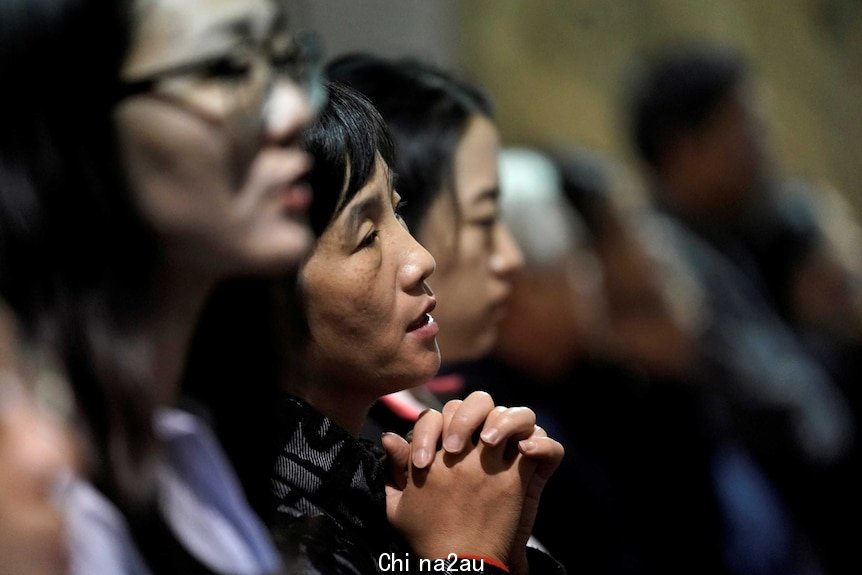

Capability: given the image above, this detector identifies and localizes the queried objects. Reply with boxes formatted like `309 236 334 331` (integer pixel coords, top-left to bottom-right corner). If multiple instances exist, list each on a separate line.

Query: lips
257 149 313 215
407 299 437 332
278 176 312 214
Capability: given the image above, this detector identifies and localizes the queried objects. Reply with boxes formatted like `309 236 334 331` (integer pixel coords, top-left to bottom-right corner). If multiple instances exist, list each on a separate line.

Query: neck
144 264 217 405
290 370 376 435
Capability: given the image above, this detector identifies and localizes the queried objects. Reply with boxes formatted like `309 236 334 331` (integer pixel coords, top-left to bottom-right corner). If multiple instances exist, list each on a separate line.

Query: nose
490 222 524 277
262 77 314 144
397 224 436 292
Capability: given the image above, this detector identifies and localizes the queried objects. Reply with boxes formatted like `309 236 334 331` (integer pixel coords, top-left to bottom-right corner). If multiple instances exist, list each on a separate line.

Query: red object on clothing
457 555 509 572
378 390 427 421
424 374 465 395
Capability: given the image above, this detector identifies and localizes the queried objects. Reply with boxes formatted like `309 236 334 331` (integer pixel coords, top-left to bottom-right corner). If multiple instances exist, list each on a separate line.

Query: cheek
117 104 233 223
305 263 395 347
437 230 490 293
430 265 486 333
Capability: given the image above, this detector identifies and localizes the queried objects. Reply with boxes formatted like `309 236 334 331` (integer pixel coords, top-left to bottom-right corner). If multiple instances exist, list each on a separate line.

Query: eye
393 199 409 230
358 229 379 250
475 217 496 229
201 47 256 81
474 218 497 248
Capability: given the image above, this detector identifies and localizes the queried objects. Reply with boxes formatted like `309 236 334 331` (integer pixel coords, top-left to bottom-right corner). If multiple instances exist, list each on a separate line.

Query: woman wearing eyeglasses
0 0 322 573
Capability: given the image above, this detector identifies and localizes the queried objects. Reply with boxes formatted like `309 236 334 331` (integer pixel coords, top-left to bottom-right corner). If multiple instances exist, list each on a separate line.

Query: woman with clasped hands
266 82 565 574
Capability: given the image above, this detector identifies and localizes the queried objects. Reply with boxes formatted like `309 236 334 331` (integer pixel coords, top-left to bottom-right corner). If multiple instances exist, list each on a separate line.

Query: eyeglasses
117 30 326 130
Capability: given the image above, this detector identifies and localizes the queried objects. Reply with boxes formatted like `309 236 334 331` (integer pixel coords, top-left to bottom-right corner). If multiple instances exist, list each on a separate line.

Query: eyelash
357 199 408 250
203 50 255 81
358 229 379 250
395 200 408 227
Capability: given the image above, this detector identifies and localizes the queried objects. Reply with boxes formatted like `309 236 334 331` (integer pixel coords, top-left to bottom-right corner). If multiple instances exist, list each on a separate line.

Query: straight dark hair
327 53 494 238
0 0 163 505
304 80 397 236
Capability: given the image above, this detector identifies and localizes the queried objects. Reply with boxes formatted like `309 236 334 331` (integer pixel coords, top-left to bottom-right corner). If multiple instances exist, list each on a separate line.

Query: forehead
343 158 392 210
123 0 276 78
453 116 500 210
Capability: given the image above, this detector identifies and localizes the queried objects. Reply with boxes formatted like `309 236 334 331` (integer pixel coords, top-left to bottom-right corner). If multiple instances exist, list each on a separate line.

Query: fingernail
519 440 537 453
443 434 464 452
413 448 431 469
480 428 499 444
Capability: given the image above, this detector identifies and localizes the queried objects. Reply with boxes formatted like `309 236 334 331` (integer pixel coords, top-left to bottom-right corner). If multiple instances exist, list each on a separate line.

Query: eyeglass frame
115 29 326 127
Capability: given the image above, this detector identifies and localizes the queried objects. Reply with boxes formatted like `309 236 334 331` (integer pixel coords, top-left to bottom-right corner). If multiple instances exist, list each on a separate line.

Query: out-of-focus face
300 156 440 403
0 308 74 575
495 246 608 381
115 0 317 276
668 88 766 221
697 91 765 208
419 116 524 363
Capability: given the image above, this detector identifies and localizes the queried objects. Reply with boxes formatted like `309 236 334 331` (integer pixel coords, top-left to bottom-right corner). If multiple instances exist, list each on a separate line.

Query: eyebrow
213 4 280 41
210 13 261 43
345 196 382 237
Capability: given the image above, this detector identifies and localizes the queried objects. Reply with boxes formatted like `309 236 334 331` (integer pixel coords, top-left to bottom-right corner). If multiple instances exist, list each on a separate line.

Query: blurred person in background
0 0 322 572
626 40 857 574
461 145 736 575
326 53 524 440
747 177 862 394
0 301 76 575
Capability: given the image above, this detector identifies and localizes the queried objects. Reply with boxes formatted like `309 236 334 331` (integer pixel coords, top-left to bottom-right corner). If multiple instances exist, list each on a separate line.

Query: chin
443 329 497 365
410 350 442 386
266 228 315 271
236 237 314 276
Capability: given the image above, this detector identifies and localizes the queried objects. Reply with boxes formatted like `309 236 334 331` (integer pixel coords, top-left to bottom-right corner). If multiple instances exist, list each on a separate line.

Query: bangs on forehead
326 55 494 236
301 81 396 237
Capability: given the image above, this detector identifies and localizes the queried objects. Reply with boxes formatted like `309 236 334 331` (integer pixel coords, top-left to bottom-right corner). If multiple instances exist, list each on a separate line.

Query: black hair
545 146 616 240
303 80 396 236
627 42 747 167
0 1 196 570
327 53 494 238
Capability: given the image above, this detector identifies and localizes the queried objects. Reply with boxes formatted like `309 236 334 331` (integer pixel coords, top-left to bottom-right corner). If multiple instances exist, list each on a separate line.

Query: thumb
381 432 410 490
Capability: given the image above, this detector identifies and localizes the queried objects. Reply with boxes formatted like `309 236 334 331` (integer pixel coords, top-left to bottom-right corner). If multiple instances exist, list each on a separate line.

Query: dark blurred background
305 0 862 218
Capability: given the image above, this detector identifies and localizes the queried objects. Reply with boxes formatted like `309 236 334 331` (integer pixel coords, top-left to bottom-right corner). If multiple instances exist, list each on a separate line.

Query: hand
386 425 536 565
401 391 559 469
439 400 564 574
382 390 549 515
505 424 564 575
383 391 564 573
